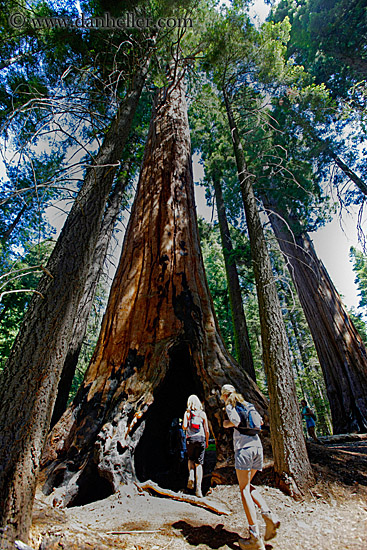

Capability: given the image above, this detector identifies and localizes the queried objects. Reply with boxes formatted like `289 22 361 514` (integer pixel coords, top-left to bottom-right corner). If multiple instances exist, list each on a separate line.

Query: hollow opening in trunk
65 460 114 508
134 344 216 493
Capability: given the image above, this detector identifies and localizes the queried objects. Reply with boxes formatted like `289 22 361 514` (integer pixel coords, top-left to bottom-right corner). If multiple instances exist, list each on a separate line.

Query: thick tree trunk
223 89 315 496
212 174 256 381
278 280 332 434
265 198 367 434
41 73 267 508
50 160 133 428
0 57 151 548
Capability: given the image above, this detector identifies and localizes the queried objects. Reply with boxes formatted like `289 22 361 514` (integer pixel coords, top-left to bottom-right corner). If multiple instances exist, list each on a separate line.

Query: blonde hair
226 391 245 407
221 385 246 407
187 394 203 411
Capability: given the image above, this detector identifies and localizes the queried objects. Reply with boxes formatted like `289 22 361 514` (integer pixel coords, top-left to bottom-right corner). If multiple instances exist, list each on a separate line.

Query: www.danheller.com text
8 11 193 30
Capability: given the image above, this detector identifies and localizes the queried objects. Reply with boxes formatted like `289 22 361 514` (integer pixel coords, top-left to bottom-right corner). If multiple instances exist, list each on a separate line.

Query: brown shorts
186 438 205 465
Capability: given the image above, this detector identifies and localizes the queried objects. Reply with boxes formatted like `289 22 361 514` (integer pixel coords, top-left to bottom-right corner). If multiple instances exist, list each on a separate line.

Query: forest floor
30 438 367 550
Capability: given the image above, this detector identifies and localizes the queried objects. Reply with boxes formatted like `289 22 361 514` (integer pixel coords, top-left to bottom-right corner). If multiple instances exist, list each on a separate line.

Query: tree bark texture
50 160 133 428
0 58 151 548
265 198 367 434
212 175 256 381
223 89 315 496
41 74 267 508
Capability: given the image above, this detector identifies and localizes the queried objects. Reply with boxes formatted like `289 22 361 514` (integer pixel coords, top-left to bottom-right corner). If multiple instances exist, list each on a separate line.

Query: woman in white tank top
183 395 209 498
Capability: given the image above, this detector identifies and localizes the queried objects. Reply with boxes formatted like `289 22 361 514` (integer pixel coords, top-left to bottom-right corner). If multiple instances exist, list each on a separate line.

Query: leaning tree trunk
50 159 133 428
212 174 256 381
1 203 28 242
292 110 367 197
0 56 151 549
223 88 315 497
265 197 367 433
326 147 367 197
41 72 267 508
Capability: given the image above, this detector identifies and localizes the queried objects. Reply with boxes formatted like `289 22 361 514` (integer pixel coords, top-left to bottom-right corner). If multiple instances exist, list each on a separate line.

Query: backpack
189 410 202 431
235 401 262 435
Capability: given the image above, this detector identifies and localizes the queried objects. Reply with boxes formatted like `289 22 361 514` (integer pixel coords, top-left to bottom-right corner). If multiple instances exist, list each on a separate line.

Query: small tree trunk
0 56 151 548
326 148 367 197
41 72 267 508
223 88 315 497
291 110 367 197
212 174 256 381
265 197 367 434
1 203 28 242
50 160 132 427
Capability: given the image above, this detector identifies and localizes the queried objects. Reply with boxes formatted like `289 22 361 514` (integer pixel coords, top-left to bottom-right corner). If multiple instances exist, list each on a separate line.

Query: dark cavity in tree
66 461 114 508
134 344 215 493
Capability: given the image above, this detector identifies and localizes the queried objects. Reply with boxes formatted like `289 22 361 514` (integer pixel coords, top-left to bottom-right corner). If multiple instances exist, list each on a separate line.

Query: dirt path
30 481 367 550
30 439 367 550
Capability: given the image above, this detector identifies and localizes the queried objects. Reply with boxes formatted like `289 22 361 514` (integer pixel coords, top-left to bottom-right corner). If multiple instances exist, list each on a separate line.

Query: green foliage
350 246 367 309
0 240 54 369
348 307 367 346
198 216 236 353
2 0 363 438
273 0 367 96
197 216 266 392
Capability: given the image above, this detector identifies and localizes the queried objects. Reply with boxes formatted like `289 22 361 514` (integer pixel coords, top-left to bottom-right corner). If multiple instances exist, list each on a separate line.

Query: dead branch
137 481 230 516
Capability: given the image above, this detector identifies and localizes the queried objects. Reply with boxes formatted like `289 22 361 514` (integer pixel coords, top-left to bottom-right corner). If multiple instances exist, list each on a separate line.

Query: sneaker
262 511 280 541
195 489 203 498
238 533 265 550
187 479 194 490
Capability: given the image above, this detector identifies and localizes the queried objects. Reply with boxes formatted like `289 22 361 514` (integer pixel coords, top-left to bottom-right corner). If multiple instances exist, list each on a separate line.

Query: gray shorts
235 446 263 471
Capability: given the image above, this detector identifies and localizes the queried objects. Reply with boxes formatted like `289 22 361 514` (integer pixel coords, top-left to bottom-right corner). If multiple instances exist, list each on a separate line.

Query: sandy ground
27 438 367 549
30 479 367 550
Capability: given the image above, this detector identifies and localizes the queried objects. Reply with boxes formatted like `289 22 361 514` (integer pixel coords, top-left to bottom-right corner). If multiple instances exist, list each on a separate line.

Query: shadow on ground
172 521 274 549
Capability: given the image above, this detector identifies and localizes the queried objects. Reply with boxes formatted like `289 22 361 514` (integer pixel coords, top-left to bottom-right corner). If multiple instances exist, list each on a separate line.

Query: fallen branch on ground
136 480 230 516
15 542 36 550
107 530 162 534
318 434 367 444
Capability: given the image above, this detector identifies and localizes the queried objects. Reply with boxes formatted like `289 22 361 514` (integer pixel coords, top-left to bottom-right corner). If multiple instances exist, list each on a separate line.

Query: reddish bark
266 198 367 434
41 73 266 507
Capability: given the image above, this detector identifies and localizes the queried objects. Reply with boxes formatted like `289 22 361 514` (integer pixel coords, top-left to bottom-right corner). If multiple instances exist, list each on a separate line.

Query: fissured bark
42 72 267 507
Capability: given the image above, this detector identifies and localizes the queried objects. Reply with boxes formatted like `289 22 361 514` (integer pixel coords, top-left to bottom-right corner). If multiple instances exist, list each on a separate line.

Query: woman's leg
249 471 280 541
248 469 268 510
308 425 318 442
187 459 195 488
236 468 258 526
195 463 203 497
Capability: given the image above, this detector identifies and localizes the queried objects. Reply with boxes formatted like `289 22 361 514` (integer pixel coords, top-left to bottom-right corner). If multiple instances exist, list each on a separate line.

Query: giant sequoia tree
265 199 367 433
42 67 266 506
